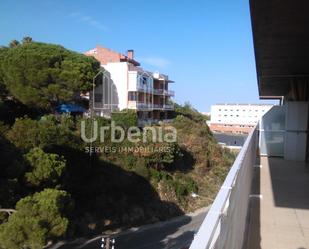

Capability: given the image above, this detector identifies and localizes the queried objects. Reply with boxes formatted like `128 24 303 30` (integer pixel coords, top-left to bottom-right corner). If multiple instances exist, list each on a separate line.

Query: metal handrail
189 127 257 249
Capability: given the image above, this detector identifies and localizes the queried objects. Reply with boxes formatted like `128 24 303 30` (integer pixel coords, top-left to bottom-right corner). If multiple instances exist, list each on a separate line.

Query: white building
209 103 273 134
85 46 174 126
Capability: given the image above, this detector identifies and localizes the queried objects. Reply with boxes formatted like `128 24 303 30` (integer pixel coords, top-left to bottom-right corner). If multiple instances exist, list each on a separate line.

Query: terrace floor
246 157 309 249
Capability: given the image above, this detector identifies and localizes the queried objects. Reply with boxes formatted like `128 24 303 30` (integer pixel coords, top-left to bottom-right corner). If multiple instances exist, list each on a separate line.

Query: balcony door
259 105 285 157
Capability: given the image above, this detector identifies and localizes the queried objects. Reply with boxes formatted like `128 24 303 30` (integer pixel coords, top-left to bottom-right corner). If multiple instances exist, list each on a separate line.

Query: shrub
24 148 66 187
111 109 138 131
133 164 149 179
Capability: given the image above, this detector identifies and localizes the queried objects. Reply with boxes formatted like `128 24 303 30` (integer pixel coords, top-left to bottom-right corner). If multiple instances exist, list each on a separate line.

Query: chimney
127 49 134 60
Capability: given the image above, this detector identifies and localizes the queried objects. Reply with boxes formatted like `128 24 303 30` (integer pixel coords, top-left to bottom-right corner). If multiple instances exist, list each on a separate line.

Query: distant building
209 103 273 134
85 45 174 126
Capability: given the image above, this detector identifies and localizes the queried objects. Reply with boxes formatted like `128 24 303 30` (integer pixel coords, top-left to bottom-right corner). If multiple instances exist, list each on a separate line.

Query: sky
0 0 276 112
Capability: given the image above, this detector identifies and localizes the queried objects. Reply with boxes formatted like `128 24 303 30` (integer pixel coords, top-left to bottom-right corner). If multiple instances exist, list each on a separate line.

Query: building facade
209 103 273 134
85 45 174 126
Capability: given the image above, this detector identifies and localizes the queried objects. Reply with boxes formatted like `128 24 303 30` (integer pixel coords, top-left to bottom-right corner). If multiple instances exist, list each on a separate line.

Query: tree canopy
7 115 79 151
0 189 73 249
0 40 100 109
24 148 66 187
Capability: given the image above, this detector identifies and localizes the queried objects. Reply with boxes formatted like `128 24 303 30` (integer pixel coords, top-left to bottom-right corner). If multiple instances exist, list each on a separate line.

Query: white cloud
68 12 107 31
140 56 171 68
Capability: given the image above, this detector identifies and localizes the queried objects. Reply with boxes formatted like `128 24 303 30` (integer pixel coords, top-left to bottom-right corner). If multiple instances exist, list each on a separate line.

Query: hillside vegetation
0 39 235 248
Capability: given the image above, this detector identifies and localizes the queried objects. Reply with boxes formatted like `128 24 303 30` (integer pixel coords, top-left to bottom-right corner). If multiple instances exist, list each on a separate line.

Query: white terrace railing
190 127 258 249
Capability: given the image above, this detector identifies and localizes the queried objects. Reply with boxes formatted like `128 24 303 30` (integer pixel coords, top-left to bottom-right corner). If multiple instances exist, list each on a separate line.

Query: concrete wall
103 63 129 111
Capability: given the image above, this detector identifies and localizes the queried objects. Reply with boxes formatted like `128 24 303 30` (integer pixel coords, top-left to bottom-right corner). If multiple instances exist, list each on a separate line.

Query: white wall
210 104 273 125
128 71 138 91
284 101 308 161
103 62 129 111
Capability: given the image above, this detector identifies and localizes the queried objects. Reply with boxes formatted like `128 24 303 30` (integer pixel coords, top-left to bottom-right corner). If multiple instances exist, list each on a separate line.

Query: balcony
128 101 174 111
164 89 175 96
163 104 174 110
153 89 175 96
153 89 164 95
153 104 174 110
137 87 175 97
189 126 309 249
136 85 153 94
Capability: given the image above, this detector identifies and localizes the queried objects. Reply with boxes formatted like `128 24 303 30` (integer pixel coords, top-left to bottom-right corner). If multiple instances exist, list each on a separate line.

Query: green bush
164 176 198 200
133 163 149 179
24 148 66 187
149 168 162 182
174 183 188 199
111 109 138 131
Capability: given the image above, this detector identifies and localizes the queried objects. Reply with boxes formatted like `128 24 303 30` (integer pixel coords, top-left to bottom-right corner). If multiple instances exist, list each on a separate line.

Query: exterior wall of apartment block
85 45 174 124
103 62 129 111
209 104 273 134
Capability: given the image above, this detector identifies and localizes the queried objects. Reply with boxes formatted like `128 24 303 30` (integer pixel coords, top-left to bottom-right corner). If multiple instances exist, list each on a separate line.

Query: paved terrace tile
246 157 309 249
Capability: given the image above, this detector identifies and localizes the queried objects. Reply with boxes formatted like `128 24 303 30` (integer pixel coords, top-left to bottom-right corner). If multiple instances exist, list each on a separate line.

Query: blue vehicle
56 103 86 114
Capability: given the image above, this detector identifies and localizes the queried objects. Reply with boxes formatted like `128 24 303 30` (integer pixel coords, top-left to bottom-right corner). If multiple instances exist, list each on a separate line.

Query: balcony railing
164 89 175 96
137 85 153 93
136 86 175 96
128 101 174 111
163 104 174 110
153 104 174 110
190 127 258 249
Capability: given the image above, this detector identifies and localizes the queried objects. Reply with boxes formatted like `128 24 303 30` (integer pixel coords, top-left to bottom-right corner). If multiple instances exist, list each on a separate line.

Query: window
141 76 147 85
94 94 102 102
128 92 137 101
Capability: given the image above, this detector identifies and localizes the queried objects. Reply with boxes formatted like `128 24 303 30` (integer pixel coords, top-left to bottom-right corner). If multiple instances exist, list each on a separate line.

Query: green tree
22 36 32 44
8 40 19 48
6 117 39 150
24 148 66 187
0 135 24 208
111 109 138 131
7 115 79 151
0 47 9 99
0 189 74 249
0 41 100 110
